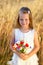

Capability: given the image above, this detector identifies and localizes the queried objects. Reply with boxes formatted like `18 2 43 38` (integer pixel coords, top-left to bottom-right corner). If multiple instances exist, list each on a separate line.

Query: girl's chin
22 25 28 28
22 26 26 28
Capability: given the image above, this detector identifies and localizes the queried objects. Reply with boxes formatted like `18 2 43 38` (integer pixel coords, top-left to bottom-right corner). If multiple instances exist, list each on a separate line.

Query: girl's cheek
19 21 22 25
26 21 29 24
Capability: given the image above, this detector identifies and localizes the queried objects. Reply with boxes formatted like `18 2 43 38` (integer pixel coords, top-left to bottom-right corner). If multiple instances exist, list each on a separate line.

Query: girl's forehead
19 13 29 18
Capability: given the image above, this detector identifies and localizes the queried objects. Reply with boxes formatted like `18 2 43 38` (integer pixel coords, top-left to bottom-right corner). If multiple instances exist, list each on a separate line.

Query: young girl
7 7 40 65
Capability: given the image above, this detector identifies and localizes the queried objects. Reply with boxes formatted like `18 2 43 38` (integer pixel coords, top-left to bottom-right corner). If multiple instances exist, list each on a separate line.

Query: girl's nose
23 20 25 22
22 20 25 23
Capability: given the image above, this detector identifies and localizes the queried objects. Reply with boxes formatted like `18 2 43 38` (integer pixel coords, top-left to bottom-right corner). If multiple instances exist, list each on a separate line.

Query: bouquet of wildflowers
13 40 31 54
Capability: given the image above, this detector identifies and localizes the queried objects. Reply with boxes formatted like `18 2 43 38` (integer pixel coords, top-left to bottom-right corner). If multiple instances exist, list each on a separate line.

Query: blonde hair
16 7 33 29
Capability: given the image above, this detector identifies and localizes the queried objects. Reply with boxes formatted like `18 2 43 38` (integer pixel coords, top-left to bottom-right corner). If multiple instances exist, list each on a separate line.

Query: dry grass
0 0 43 65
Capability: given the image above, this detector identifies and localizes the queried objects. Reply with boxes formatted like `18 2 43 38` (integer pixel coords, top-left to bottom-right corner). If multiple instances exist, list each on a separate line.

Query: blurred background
0 0 43 65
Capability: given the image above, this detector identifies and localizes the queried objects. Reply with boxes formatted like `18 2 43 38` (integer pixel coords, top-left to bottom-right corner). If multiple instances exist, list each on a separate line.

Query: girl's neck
20 27 31 33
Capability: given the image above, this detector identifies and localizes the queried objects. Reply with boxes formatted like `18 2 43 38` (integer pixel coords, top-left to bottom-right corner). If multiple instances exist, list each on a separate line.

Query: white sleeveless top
7 28 39 65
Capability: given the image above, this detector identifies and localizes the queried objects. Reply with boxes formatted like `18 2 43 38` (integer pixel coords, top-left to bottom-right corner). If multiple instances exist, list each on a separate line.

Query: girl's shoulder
12 28 19 31
31 29 38 36
30 29 35 33
31 29 37 33
32 29 38 37
12 28 19 34
33 29 38 34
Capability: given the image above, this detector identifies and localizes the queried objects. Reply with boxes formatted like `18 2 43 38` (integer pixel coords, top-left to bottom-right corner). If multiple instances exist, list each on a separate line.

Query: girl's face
19 13 30 28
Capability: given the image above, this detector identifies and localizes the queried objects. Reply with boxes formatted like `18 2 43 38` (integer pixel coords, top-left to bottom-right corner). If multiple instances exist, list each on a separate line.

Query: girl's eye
25 19 28 21
20 19 23 21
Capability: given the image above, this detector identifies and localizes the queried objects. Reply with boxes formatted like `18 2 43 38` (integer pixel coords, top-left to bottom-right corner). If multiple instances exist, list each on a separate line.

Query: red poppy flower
16 43 18 46
17 46 21 49
20 41 24 45
25 43 29 47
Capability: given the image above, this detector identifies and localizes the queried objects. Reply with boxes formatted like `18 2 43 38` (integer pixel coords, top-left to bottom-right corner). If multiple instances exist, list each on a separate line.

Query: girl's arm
23 30 40 60
10 30 25 60
10 29 15 52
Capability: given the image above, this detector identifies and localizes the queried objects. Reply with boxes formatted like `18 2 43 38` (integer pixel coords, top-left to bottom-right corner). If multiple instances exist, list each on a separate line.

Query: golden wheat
0 0 43 65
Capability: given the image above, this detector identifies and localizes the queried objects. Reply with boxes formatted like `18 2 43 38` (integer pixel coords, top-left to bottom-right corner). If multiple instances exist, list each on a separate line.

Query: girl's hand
19 53 29 60
24 54 29 60
12 46 16 50
12 45 16 52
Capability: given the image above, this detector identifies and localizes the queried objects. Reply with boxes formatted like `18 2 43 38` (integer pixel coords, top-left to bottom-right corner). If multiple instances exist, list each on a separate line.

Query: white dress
7 28 39 65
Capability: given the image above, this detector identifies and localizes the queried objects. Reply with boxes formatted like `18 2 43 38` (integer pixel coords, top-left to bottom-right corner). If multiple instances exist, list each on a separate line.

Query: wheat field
0 0 43 65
